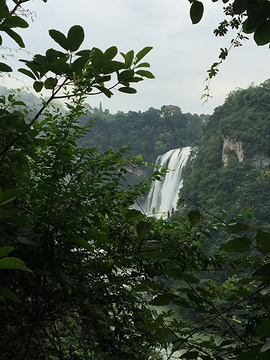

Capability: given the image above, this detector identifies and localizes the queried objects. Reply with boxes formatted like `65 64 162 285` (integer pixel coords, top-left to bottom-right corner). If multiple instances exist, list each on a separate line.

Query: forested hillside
80 105 206 164
181 79 270 228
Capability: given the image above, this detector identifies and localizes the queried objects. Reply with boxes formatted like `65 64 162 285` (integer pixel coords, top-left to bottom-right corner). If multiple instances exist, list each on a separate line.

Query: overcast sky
2 0 269 115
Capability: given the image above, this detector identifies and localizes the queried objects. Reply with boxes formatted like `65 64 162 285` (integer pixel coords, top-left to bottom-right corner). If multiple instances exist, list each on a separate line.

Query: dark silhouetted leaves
222 237 251 253
67 25 84 51
49 29 69 50
190 1 204 24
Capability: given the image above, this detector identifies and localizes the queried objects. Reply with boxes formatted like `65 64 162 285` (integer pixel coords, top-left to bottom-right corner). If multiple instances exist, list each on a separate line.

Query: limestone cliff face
222 136 270 168
222 136 244 167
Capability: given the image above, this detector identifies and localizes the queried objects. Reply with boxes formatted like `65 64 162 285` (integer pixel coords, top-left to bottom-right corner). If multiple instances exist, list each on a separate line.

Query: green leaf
256 229 270 253
44 77 57 89
150 295 171 306
124 50 134 68
136 220 151 240
227 222 250 233
0 246 14 257
0 287 20 302
162 267 183 280
95 86 113 98
254 19 270 46
135 62 150 68
12 100 26 106
135 46 153 64
67 25 85 51
17 236 38 247
135 69 155 79
182 273 200 284
118 69 134 81
190 1 204 24
2 16 29 28
233 0 248 15
124 209 144 222
68 235 94 252
18 68 36 80
46 48 67 61
0 257 31 272
49 29 69 50
253 263 270 277
0 188 24 206
118 87 137 94
222 237 251 253
104 46 118 60
2 27 25 47
128 76 143 83
33 81 43 92
0 5 9 18
0 62 12 72
256 319 270 337
76 49 91 57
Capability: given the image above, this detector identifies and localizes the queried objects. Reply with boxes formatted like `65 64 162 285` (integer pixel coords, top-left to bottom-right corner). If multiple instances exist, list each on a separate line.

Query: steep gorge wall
222 136 270 168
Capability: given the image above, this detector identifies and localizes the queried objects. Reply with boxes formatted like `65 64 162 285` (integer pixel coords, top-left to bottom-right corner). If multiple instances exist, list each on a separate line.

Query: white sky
1 0 269 115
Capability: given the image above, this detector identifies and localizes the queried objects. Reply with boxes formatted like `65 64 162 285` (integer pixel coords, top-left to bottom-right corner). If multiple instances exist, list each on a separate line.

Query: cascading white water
143 147 191 219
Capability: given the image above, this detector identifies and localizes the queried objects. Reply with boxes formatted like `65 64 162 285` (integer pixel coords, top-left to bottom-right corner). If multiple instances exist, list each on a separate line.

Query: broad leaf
135 46 153 64
222 237 251 253
190 1 204 24
0 62 12 72
253 263 270 277
118 69 134 81
67 25 84 51
124 209 144 222
124 50 134 68
2 16 29 28
0 287 20 302
182 273 200 284
118 87 137 94
135 62 150 68
33 81 43 92
44 77 57 89
104 46 118 60
136 220 151 240
0 257 31 272
3 27 25 47
95 86 113 98
256 229 270 253
254 19 270 46
49 29 69 50
135 69 155 79
69 235 94 252
18 68 36 80
0 246 14 257
0 188 24 206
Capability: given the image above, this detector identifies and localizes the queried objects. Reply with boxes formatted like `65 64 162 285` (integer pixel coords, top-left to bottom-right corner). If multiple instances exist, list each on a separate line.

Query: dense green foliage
0 2 270 360
181 80 270 227
79 105 205 164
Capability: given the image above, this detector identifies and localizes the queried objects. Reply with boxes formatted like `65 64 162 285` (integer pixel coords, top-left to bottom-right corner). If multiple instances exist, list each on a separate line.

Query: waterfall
143 147 191 219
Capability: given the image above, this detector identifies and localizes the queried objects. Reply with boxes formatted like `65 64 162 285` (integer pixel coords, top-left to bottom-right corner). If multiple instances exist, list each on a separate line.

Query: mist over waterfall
143 147 191 219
